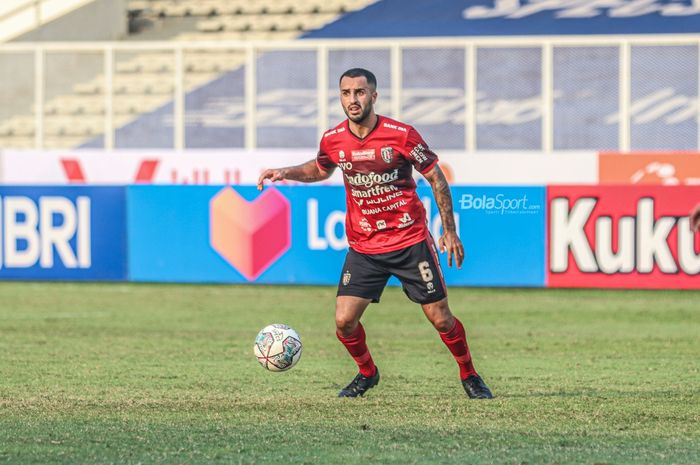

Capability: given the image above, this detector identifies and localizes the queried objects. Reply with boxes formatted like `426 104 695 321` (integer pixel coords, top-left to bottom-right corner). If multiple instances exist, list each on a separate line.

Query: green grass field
0 282 698 465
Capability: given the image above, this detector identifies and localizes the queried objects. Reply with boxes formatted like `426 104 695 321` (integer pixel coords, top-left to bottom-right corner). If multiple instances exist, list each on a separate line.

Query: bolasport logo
459 193 542 215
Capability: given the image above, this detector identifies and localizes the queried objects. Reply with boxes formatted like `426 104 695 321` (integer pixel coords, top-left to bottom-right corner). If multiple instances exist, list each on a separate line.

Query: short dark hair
339 68 377 89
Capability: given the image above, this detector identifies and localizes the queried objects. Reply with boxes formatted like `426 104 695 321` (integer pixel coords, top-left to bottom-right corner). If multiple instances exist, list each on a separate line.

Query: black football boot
461 375 494 399
338 367 380 398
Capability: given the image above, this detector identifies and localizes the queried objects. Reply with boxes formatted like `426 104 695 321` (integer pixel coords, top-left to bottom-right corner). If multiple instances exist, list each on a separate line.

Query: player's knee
423 300 455 332
431 314 455 332
335 315 358 336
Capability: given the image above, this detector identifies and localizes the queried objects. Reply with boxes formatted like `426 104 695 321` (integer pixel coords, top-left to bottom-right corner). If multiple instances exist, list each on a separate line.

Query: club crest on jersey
339 150 346 160
381 147 394 163
351 149 375 161
342 271 351 286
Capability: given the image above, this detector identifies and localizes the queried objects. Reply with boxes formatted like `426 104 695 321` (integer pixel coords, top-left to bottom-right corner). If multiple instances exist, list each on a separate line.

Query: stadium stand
2 0 699 151
0 0 376 149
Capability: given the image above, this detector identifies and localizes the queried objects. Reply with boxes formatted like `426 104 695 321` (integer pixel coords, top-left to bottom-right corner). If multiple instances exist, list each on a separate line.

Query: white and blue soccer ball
254 324 302 372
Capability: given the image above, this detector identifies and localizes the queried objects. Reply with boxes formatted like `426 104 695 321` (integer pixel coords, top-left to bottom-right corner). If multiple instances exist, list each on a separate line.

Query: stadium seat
262 0 298 15
114 95 170 114
132 54 174 74
45 96 105 116
0 136 35 148
44 116 104 137
162 2 192 17
195 19 225 33
227 16 256 31
0 117 35 137
291 2 324 14
143 0 169 17
184 52 245 73
115 60 142 74
113 75 174 95
43 136 90 148
127 0 152 13
73 81 103 95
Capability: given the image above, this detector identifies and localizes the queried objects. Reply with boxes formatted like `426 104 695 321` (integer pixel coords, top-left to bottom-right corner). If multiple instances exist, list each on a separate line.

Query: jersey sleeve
404 127 438 174
316 138 336 173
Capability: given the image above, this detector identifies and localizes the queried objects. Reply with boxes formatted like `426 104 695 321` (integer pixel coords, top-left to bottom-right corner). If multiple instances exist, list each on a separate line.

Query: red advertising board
599 151 700 185
547 186 700 289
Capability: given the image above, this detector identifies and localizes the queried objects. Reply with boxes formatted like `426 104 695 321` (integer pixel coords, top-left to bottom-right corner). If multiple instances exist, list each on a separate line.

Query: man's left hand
438 230 465 269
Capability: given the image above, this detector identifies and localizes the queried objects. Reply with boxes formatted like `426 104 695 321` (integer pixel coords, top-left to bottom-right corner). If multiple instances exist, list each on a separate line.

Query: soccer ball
254 324 302 372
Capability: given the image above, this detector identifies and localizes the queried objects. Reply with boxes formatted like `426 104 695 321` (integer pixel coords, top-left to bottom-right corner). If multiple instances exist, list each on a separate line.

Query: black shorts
337 237 447 305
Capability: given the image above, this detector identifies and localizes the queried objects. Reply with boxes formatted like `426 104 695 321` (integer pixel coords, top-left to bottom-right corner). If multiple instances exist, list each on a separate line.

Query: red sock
439 318 477 381
336 322 377 377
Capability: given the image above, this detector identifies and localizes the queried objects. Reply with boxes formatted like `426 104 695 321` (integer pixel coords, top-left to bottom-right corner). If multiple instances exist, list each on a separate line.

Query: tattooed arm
257 159 334 190
423 164 464 269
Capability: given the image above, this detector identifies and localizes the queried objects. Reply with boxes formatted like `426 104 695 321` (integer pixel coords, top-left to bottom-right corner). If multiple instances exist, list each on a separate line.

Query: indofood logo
209 187 291 281
459 193 542 215
344 169 399 187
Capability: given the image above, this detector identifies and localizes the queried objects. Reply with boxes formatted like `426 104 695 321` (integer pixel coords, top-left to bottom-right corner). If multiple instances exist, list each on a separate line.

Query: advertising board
0 150 325 185
548 185 700 289
0 186 127 280
128 185 546 287
1 150 598 186
599 152 700 185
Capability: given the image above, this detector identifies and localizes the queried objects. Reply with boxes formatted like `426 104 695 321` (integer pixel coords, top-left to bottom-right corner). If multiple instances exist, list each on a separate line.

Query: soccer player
691 203 700 232
257 68 493 399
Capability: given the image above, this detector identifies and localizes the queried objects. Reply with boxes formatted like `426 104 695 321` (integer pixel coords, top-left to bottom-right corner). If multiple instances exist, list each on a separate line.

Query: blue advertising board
127 185 545 287
127 185 350 283
444 186 546 286
0 186 127 280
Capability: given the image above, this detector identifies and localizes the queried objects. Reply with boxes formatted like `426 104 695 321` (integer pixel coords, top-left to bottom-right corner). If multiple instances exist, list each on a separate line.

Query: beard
344 101 373 124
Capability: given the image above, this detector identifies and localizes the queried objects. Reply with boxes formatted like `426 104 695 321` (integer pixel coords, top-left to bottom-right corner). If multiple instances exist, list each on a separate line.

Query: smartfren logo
0 196 91 269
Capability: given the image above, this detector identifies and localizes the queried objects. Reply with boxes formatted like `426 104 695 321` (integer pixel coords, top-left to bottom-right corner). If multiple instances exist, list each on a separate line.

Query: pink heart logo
209 187 291 281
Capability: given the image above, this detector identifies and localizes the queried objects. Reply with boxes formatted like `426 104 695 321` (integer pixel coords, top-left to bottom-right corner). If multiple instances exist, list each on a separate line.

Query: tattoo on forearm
431 167 457 233
294 171 325 183
286 160 328 183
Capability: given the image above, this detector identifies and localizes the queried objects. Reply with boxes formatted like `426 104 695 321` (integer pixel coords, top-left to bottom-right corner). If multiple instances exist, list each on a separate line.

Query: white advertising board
0 150 598 185
438 151 598 185
0 150 338 185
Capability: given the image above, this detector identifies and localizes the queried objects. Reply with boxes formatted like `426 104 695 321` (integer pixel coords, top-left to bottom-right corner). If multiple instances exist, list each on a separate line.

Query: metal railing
0 35 699 151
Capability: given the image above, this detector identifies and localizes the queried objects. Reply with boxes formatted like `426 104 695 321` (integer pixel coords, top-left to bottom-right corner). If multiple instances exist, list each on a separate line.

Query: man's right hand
257 168 286 190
